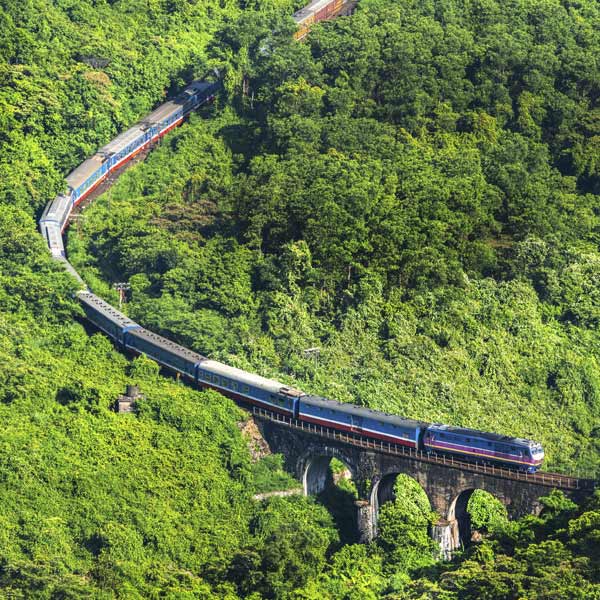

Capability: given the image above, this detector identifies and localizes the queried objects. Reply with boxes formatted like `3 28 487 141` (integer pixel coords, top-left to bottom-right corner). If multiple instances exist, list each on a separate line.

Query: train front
529 442 545 472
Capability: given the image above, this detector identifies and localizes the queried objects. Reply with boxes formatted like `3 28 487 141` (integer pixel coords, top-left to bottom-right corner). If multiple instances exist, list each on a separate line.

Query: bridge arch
370 471 433 537
447 488 476 548
256 419 590 547
299 446 357 496
447 487 509 549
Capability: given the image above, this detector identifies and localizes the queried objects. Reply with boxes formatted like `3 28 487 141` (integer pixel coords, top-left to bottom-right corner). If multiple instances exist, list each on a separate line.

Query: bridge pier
355 500 375 544
431 519 460 560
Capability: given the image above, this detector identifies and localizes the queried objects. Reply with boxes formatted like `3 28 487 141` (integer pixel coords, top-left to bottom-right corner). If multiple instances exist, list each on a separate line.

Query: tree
375 475 438 573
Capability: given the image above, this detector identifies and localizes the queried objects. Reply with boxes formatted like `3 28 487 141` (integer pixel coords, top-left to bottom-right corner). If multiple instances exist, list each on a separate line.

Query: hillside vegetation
73 0 600 477
1 0 600 597
0 1 336 597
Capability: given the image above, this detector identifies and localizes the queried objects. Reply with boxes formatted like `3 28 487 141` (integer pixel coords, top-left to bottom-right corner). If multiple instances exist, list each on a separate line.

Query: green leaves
467 490 508 533
228 496 339 598
416 491 600 600
376 475 438 574
3 0 600 595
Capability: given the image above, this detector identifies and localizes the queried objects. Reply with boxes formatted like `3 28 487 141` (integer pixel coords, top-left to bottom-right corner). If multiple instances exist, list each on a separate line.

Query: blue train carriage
423 424 545 472
47 79 221 215
65 153 109 206
144 79 220 139
197 360 303 416
64 122 156 209
299 396 425 448
40 192 72 232
78 292 140 346
124 328 205 380
97 124 151 180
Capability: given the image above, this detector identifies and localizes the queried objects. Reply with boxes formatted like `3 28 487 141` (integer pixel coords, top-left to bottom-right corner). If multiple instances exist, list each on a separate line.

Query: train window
231 382 238 391
242 385 250 393
466 438 471 443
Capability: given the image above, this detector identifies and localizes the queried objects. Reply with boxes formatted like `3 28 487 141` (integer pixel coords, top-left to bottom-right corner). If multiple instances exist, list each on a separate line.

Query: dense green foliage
0 1 333 597
0 205 336 597
398 491 600 600
0 0 296 212
73 0 600 476
375 476 438 574
295 490 600 599
1 0 600 596
467 490 508 533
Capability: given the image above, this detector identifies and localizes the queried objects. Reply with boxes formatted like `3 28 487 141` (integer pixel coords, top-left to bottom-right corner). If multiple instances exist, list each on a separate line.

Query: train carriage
198 360 303 416
125 328 204 379
293 8 315 40
38 77 220 250
66 154 109 205
39 221 65 258
423 424 544 472
78 291 140 345
40 193 72 231
96 125 150 182
299 396 425 448
293 0 347 40
144 80 220 138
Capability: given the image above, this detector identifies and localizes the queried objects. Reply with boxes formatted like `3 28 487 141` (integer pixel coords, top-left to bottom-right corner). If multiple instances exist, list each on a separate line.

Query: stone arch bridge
251 408 594 554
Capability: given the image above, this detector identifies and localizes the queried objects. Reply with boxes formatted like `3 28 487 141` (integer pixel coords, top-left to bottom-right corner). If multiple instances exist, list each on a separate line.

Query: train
39 79 220 263
77 292 545 473
293 0 350 40
39 72 545 474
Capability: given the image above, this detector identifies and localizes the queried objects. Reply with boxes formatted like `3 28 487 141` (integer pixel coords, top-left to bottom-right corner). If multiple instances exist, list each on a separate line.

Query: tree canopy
1 0 599 596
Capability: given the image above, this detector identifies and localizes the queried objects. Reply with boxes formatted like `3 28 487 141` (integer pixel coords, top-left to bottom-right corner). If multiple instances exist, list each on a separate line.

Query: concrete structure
254 413 593 556
116 384 143 414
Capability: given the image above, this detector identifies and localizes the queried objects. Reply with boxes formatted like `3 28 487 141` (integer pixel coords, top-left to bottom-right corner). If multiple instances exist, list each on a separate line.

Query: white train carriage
198 360 304 416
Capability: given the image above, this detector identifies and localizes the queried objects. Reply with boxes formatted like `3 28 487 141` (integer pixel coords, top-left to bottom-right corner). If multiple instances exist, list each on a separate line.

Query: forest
1 0 599 597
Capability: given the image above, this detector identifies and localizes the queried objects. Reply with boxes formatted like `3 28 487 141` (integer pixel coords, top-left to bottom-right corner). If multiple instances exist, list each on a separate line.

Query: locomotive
39 74 545 474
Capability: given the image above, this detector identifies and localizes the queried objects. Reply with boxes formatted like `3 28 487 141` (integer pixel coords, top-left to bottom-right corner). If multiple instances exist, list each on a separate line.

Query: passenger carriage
299 396 424 448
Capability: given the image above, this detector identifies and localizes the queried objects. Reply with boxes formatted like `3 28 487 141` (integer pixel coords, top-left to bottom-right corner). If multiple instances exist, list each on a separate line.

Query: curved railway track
37 4 596 494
